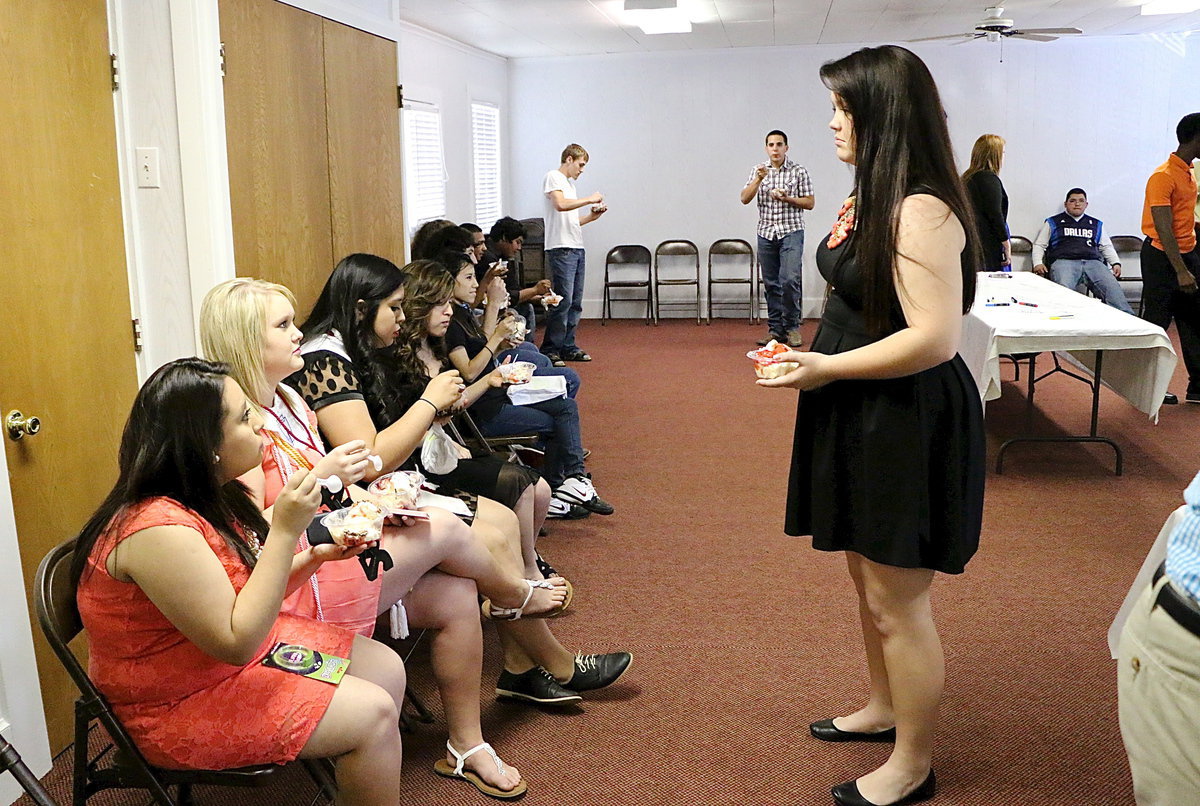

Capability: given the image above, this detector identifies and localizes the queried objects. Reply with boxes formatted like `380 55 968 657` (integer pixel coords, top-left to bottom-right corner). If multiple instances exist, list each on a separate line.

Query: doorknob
5 410 42 441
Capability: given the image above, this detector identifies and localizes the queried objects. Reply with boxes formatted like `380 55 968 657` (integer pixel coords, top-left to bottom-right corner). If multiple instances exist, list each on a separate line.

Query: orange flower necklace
827 196 856 248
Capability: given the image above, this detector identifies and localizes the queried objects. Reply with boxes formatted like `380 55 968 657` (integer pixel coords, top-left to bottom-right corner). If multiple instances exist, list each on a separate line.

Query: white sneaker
555 475 614 516
554 475 596 505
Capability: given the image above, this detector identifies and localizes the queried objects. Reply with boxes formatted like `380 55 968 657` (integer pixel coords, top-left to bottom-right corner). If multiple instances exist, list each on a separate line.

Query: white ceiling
397 0 1200 58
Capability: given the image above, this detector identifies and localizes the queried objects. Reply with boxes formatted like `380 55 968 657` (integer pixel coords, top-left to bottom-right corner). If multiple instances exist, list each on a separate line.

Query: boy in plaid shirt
741 129 814 346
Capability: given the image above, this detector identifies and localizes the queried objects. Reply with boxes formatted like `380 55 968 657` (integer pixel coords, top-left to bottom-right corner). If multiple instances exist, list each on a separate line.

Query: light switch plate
135 147 160 188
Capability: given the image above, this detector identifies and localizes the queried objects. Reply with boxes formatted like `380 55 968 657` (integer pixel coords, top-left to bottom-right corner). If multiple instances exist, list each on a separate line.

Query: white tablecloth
959 272 1176 419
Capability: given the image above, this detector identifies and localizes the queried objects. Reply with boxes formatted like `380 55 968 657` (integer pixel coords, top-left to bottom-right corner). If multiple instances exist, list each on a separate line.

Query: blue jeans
541 247 585 354
758 229 805 335
1050 259 1134 315
496 342 581 398
477 396 586 488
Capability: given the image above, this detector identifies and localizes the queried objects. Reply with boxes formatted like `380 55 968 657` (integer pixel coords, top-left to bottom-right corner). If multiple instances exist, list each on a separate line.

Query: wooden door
0 0 139 750
221 0 333 313
323 18 405 267
222 0 405 316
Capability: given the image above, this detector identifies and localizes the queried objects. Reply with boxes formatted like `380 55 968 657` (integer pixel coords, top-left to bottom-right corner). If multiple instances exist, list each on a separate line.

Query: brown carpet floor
21 317 1200 806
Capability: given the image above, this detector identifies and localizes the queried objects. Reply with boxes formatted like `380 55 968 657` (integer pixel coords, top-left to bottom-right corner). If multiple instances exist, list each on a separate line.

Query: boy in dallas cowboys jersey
1032 187 1134 314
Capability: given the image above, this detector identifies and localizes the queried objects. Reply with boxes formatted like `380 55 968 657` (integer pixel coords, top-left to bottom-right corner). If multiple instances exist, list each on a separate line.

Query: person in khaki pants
1117 470 1200 804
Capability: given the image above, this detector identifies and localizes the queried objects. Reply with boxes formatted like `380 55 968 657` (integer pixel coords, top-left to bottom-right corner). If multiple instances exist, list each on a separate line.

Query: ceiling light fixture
1141 0 1200 15
623 0 692 34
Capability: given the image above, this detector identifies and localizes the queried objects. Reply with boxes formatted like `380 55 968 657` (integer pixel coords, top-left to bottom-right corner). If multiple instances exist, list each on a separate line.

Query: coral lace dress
77 497 354 770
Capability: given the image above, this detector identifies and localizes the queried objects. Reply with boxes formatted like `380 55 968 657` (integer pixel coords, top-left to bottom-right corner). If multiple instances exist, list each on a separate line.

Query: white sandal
481 578 564 621
433 740 528 799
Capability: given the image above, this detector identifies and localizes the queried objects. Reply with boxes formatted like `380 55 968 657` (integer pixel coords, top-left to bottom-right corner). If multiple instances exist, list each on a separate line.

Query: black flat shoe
810 718 896 743
831 770 935 806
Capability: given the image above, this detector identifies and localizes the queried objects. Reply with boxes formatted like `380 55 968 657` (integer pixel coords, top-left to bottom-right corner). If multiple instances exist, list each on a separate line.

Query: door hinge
131 318 144 354
398 84 404 109
110 52 119 92
219 42 226 77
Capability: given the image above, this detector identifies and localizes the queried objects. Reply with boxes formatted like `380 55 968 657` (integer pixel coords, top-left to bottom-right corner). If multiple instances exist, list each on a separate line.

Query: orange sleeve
1145 171 1174 209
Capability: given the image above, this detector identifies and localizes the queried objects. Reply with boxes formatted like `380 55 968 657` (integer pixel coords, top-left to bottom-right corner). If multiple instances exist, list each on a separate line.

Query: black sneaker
562 652 633 692
583 494 615 516
546 497 591 519
496 667 582 704
1165 393 1180 405
542 351 567 367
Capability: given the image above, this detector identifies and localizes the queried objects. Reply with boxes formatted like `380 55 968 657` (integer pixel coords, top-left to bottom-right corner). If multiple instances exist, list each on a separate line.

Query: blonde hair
560 143 589 164
962 134 1005 181
200 278 297 404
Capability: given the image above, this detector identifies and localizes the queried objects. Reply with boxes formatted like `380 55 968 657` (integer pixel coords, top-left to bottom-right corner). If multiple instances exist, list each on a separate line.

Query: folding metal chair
706 238 755 324
35 539 336 806
653 239 701 325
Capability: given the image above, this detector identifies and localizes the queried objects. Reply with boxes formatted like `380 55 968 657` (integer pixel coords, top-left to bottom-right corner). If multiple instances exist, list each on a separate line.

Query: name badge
261 642 349 685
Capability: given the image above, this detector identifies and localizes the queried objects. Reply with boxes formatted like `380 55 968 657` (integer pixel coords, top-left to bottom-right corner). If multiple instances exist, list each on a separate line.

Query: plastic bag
421 423 460 474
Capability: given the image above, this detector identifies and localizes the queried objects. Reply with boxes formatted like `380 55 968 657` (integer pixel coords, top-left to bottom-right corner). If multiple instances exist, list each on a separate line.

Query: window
471 102 502 229
402 104 446 227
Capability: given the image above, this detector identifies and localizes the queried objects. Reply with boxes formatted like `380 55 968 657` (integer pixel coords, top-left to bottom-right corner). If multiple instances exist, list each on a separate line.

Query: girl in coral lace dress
74 358 404 806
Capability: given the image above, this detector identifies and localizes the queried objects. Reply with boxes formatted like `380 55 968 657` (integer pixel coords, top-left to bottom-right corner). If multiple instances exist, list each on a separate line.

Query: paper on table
417 489 473 518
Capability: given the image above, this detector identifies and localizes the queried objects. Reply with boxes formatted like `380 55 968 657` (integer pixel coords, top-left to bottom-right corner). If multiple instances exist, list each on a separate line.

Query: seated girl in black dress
400 259 613 518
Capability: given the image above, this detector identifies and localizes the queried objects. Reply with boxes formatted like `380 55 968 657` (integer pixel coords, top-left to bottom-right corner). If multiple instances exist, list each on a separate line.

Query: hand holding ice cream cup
753 345 832 391
747 339 799 379
497 361 536 384
322 501 385 548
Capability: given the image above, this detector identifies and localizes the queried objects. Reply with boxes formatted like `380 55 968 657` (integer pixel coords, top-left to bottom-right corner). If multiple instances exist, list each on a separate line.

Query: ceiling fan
911 6 1083 44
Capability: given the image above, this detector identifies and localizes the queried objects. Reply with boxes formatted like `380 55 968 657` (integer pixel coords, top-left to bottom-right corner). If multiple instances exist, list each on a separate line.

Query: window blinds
402 105 447 225
471 102 502 228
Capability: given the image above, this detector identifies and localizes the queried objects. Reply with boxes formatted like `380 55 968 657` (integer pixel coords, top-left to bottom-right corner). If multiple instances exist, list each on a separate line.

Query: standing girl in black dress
760 46 985 806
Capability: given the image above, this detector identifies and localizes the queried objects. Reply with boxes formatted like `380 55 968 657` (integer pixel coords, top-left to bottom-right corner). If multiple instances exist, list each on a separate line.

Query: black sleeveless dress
784 234 985 574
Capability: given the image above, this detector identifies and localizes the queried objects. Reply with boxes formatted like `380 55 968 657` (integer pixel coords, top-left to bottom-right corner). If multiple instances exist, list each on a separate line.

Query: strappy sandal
481 578 570 620
433 741 528 800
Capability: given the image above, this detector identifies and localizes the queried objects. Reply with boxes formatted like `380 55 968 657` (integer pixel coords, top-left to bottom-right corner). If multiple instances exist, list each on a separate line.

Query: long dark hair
394 260 456 394
820 45 980 335
299 253 410 423
438 250 488 342
71 358 269 585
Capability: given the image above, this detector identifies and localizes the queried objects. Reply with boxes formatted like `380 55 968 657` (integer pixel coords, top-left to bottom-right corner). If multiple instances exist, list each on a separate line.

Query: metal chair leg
0 735 57 806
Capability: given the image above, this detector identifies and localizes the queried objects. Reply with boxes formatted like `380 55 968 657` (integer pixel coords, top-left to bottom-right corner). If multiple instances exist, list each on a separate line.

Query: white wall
113 0 198 376
0 451 51 805
397 22 510 234
509 35 1200 317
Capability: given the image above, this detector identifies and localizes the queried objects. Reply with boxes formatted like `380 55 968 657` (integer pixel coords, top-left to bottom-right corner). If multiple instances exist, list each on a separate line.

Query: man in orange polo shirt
1142 113 1200 404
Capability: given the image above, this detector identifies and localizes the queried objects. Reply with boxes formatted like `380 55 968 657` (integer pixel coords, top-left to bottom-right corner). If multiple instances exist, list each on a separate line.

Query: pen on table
1010 297 1038 307
1049 314 1074 320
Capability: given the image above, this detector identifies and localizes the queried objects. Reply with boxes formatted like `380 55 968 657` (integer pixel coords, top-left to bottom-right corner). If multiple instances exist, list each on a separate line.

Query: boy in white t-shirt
541 143 606 364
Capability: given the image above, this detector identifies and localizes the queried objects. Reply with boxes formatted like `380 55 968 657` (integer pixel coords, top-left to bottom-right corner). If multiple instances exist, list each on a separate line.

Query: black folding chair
0 734 57 805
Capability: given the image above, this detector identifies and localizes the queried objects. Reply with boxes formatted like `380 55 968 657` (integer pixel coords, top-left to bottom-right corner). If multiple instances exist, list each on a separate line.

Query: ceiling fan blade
1016 27 1082 35
1010 32 1058 42
951 34 985 45
908 32 978 42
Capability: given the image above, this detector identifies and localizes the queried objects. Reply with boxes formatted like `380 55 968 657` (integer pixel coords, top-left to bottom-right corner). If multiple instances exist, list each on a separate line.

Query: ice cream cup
497 361 536 384
367 470 425 513
322 502 384 547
